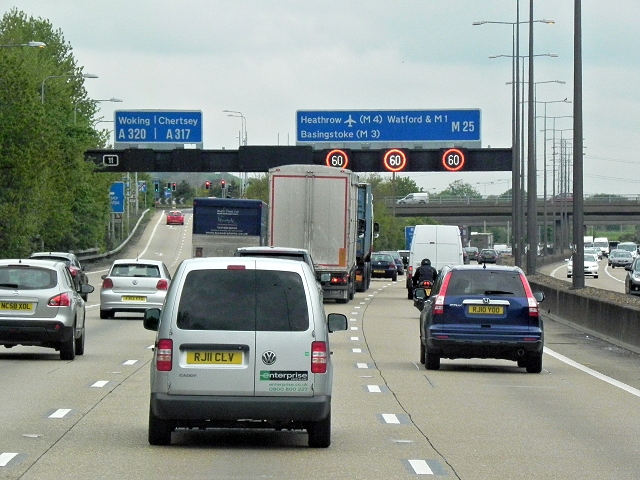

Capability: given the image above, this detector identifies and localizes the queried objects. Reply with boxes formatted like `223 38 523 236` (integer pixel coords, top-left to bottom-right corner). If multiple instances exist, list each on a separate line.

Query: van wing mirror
143 308 161 331
327 313 348 332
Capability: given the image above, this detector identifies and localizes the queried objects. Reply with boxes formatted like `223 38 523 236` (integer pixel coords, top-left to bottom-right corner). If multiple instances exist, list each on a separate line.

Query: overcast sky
10 1 640 196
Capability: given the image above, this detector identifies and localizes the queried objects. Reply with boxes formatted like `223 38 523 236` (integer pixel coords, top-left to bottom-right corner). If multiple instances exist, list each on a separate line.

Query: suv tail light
48 292 71 307
520 273 539 318
156 279 169 290
156 339 173 371
102 278 113 289
433 272 452 315
311 341 328 374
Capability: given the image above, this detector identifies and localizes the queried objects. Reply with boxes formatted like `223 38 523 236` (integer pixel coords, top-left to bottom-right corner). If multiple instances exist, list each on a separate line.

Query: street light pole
0 41 46 48
223 110 248 197
41 73 98 104
73 97 122 123
573 0 585 289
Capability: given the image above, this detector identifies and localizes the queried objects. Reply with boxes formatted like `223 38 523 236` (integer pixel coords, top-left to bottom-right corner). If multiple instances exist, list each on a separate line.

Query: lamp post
41 73 98 104
0 41 46 48
223 110 248 197
73 97 122 123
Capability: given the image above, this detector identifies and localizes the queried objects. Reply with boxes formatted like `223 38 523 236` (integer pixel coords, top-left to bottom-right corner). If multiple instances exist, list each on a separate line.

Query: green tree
435 180 482 199
245 174 269 203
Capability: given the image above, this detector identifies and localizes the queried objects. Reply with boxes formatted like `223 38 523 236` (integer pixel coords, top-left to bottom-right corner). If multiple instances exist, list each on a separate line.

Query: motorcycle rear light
156 279 169 290
102 278 113 289
48 292 71 307
156 339 173 371
311 341 328 374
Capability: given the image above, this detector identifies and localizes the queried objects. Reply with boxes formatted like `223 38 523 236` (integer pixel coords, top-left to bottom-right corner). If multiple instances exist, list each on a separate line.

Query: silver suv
143 257 347 447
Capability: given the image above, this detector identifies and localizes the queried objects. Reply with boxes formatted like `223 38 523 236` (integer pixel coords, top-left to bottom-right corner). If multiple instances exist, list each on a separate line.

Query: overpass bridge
388 195 640 228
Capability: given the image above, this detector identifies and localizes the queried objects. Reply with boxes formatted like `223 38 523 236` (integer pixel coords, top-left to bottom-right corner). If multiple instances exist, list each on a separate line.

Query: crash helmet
421 258 431 266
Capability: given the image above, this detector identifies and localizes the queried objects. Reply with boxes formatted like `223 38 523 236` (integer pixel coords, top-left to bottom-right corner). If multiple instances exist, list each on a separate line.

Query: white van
405 225 464 298
593 237 609 257
397 192 429 204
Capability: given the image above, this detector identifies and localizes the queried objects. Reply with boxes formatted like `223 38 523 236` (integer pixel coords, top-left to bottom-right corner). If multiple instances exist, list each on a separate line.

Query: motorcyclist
412 258 438 286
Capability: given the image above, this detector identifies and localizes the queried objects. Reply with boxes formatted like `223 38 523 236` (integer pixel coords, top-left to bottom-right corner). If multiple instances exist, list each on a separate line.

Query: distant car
99 259 172 319
370 253 398 281
548 192 573 202
609 249 633 269
566 253 599 278
29 251 90 300
414 264 545 373
379 251 404 275
464 247 479 262
616 242 638 259
584 247 602 260
397 250 410 269
166 210 184 225
477 248 499 264
625 257 640 295
0 258 94 360
396 192 429 204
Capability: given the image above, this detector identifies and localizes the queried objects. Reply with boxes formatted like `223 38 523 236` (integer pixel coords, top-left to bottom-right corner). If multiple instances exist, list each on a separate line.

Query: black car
414 264 545 373
477 248 499 264
625 257 640 295
29 251 90 300
464 247 479 262
379 251 405 275
370 253 398 281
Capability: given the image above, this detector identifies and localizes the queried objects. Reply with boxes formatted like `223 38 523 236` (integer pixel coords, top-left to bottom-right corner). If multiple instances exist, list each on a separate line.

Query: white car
567 253 599 279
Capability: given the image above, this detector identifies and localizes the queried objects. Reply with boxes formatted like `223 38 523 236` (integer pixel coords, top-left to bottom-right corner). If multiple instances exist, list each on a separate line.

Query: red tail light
156 279 169 290
156 339 173 371
311 341 328 374
68 266 79 277
433 272 452 315
48 292 71 307
520 273 539 317
330 274 348 285
102 278 113 289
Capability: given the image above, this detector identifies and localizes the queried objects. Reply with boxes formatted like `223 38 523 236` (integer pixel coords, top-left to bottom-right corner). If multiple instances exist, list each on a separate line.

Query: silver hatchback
0 259 94 360
99 259 171 319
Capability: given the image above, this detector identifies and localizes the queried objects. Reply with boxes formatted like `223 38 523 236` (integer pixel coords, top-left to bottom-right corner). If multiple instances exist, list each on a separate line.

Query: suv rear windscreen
446 270 525 296
177 269 309 332
0 267 57 290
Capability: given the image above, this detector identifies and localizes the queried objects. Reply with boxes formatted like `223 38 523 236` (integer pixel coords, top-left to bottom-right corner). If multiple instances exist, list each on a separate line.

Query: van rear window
176 269 309 331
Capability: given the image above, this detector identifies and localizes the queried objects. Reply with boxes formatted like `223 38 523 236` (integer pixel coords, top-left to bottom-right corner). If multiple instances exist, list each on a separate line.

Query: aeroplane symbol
345 115 357 127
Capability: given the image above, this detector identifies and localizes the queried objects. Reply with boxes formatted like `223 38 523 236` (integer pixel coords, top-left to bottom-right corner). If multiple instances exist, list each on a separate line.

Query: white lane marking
382 414 400 424
349 318 357 322
91 381 109 388
352 348 362 353
0 453 18 467
367 385 381 393
354 306 361 309
49 409 71 419
350 337 359 341
350 326 358 331
408 459 434 475
123 360 138 365
356 363 369 369
139 212 166 257
545 347 640 397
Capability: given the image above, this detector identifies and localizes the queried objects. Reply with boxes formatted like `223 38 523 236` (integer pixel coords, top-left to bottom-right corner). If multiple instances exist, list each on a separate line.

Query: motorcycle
412 279 433 310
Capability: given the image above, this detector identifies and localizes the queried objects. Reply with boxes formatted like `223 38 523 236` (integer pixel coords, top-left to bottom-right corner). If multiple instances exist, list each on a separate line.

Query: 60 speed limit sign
382 149 407 172
441 148 466 171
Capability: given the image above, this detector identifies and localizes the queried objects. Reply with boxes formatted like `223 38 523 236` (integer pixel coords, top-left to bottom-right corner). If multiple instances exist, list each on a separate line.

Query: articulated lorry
192 197 268 257
269 164 359 303
355 183 379 292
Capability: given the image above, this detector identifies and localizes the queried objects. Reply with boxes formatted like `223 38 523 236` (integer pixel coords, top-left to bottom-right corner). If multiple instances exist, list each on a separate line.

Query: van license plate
0 302 34 311
187 351 243 364
468 305 504 315
122 296 146 302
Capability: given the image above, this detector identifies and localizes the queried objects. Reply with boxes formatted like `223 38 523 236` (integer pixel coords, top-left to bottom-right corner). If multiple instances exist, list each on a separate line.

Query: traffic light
154 182 159 193
221 179 226 188
220 179 226 198
205 180 211 190
166 182 171 190
171 182 177 192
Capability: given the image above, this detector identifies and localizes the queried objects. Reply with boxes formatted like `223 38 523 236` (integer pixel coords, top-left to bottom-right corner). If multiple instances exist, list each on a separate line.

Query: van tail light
311 341 328 374
156 279 169 290
156 339 173 371
48 292 71 307
520 273 539 318
408 265 414 276
102 278 113 289
433 272 452 315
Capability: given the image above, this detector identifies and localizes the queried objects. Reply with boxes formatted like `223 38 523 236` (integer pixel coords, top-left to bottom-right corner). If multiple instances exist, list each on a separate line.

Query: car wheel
392 273 398 282
407 288 413 300
307 410 331 448
612 265 615 269
525 355 543 374
419 341 426 365
425 350 440 370
75 327 85 356
517 359 527 368
148 405 173 446
594 275 598 279
60 327 76 361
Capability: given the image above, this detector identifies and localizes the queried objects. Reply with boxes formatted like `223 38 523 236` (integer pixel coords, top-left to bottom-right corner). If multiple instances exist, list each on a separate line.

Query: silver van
143 257 347 447
397 192 429 204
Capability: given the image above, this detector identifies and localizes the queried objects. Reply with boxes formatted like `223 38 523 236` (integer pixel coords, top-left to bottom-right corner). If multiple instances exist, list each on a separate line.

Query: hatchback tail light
156 339 173 371
48 292 71 307
156 279 169 290
311 341 328 374
102 278 114 289
432 272 452 315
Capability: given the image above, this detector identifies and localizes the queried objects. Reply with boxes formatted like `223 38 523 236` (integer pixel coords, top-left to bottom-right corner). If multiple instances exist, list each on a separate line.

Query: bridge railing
384 194 640 206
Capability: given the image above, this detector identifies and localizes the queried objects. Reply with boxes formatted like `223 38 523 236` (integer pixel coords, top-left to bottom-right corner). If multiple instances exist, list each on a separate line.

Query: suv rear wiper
484 290 514 295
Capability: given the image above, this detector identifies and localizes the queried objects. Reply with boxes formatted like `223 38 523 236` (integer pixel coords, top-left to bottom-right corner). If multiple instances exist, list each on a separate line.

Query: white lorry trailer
269 164 359 303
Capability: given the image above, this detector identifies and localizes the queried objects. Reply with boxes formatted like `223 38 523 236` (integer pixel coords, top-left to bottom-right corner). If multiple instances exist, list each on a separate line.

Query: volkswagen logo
262 351 276 365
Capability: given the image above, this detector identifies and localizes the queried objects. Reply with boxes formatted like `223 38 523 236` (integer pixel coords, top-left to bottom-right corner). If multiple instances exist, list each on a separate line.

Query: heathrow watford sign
296 109 481 147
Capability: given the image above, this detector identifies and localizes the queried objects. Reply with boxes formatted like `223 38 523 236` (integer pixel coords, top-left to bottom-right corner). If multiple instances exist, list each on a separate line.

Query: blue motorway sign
296 109 480 144
405 226 415 251
110 182 125 214
114 110 203 145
